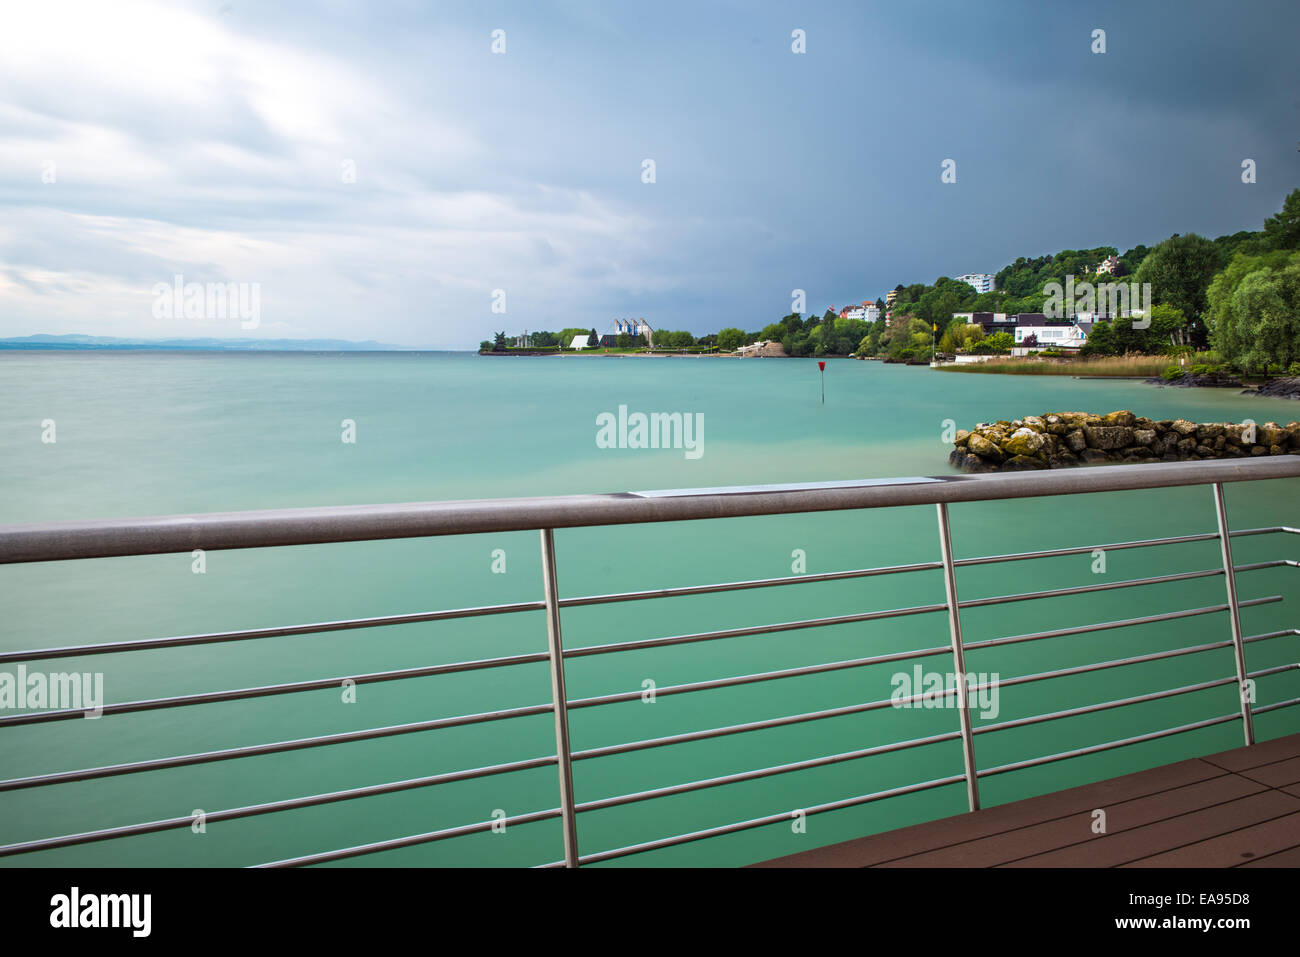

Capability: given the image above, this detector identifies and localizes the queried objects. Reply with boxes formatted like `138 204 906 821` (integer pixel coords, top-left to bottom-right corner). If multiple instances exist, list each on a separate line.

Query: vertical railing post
539 528 581 866
936 503 981 812
1212 483 1256 746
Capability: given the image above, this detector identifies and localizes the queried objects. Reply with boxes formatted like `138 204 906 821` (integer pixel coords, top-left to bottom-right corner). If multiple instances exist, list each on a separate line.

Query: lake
1 351 1297 866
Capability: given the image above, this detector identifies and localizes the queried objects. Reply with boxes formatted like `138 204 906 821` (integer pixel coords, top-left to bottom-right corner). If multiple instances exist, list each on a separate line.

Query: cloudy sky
1 0 1297 347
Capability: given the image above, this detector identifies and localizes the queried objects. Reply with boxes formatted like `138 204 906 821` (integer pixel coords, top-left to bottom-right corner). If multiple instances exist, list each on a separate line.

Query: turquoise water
0 351 1297 866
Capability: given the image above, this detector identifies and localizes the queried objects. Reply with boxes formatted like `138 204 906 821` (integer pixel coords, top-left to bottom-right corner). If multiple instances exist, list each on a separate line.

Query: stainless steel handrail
0 456 1297 867
2 457 1298 564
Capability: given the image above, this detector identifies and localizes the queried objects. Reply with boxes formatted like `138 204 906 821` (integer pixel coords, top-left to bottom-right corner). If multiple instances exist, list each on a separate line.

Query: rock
1251 377 1300 399
1085 425 1134 450
1259 423 1286 446
949 410 1300 472
1003 427 1047 458
1002 454 1048 471
967 432 1005 462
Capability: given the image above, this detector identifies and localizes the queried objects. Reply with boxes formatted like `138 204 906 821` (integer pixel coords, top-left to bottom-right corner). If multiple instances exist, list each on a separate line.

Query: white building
612 317 654 344
840 304 881 323
1012 321 1089 351
957 273 995 295
568 334 592 350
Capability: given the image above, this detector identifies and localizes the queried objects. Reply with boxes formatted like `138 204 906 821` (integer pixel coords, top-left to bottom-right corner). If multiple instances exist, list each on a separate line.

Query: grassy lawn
933 354 1211 377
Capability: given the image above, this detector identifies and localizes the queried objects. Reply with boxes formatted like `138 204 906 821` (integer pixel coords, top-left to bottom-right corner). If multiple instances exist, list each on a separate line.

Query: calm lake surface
1 351 1297 866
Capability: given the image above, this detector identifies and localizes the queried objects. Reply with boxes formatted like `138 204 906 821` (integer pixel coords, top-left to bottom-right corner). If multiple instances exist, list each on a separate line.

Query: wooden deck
754 732 1300 867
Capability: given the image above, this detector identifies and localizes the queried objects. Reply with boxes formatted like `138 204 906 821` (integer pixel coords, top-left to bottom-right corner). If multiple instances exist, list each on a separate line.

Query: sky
1 0 1298 348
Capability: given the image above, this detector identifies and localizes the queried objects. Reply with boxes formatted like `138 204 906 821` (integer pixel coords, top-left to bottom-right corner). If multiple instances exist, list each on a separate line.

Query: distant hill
0 334 416 351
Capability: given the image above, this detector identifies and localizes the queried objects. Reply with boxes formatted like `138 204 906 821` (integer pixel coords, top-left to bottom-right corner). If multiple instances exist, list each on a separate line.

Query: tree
492 331 507 352
1079 321 1116 356
717 327 746 351
1231 262 1300 371
939 322 985 353
971 331 1014 354
587 329 598 348
558 327 588 349
1134 233 1220 324
617 333 631 348
1261 188 1300 252
1206 249 1298 364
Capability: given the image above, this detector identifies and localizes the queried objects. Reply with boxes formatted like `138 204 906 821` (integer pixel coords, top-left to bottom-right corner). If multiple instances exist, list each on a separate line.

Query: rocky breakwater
949 411 1300 472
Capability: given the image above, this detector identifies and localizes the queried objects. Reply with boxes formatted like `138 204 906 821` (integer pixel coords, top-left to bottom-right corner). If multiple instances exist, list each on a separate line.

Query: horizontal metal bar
0 653 552 728
0 758 562 858
0 670 553 733
575 729 961 815
0 711 557 793
1242 628 1300 643
1252 697 1300 716
559 560 944 607
2 457 1296 564
571 689 956 762
973 676 1239 735
0 599 546 664
963 597 1280 655
572 774 970 866
565 644 954 712
1247 663 1300 679
966 638 1235 694
563 602 947 660
959 567 1223 611
976 713 1242 779
955 531 1219 567
255 807 564 868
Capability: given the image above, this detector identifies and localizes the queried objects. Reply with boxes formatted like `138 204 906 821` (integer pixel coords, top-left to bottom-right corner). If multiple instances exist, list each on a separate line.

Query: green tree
1232 262 1300 371
587 329 598 348
1261 188 1300 252
492 331 507 352
1205 249 1298 364
1134 233 1221 324
558 327 588 349
1079 321 1117 356
717 327 746 351
617 333 631 348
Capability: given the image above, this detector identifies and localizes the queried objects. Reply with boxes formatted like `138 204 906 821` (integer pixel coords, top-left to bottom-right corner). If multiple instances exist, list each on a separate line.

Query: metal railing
1 456 1298 867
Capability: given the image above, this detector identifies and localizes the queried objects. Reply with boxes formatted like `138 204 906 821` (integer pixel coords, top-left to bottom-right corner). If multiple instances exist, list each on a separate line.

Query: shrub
1161 365 1184 381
